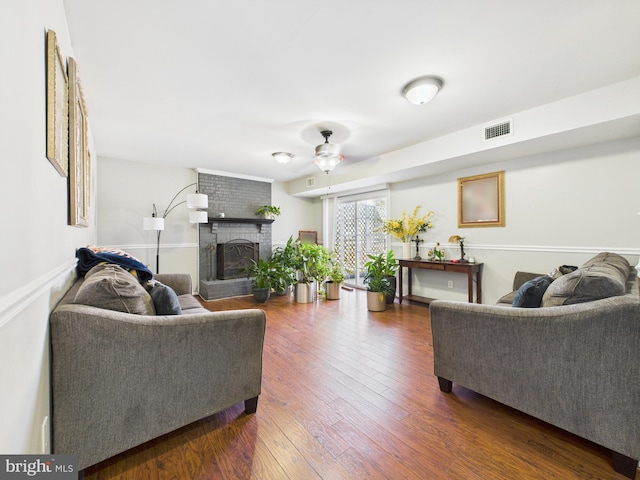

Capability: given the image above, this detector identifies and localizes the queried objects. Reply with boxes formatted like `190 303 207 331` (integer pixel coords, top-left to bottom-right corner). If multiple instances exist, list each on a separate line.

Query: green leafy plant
364 252 395 295
255 205 281 218
246 258 276 289
270 236 297 292
327 251 345 283
292 241 331 284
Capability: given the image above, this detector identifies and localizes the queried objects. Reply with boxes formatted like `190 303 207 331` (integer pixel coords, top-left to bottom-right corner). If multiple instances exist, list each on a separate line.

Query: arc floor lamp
142 183 209 273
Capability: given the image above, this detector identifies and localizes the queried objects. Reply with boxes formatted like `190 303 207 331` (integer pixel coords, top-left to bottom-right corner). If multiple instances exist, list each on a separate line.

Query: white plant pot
367 291 386 312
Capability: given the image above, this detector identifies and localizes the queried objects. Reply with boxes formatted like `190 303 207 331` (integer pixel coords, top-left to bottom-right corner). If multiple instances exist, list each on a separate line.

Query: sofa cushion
541 262 627 307
74 264 156 314
512 275 554 308
581 251 630 278
146 280 183 315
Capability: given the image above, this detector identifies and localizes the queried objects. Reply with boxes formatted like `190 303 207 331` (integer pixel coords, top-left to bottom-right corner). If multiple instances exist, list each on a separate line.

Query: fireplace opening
217 239 259 280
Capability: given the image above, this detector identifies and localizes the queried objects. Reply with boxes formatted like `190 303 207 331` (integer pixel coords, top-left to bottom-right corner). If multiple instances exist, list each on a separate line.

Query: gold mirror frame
68 57 89 227
46 30 68 177
458 171 505 228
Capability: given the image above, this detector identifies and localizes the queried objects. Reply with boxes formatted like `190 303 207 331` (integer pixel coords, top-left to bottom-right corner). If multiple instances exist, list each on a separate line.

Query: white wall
97 157 200 284
0 1 97 453
389 137 640 304
272 181 322 247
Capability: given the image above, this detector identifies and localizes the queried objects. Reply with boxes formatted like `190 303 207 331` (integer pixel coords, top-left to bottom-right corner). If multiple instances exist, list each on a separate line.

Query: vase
402 242 411 259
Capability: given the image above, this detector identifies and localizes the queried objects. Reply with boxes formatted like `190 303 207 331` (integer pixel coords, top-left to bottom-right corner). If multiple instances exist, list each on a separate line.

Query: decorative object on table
382 206 434 260
448 235 466 262
255 205 281 219
46 30 69 177
413 236 423 260
364 252 396 311
458 170 505 228
429 242 446 262
68 56 90 227
142 183 209 273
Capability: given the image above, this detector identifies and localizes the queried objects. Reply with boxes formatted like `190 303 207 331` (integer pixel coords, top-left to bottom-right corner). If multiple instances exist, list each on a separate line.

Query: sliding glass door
334 191 389 288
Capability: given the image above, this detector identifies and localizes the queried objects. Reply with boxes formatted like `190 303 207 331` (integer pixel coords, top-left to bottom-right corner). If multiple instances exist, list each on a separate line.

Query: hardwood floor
84 289 633 479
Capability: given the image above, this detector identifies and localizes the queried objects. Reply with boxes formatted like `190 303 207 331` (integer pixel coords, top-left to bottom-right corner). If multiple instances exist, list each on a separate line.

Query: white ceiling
63 0 640 183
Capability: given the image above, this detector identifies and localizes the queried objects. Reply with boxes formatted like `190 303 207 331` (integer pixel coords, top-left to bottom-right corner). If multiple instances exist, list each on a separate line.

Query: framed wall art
46 29 69 177
457 171 505 228
68 57 89 227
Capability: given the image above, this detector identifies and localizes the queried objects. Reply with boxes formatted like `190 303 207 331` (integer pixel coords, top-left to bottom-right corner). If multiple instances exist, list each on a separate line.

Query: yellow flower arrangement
382 205 434 242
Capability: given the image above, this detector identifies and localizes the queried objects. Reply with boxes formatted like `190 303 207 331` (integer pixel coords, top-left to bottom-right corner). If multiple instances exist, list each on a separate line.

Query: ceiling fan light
402 76 443 105
314 155 341 173
272 152 293 164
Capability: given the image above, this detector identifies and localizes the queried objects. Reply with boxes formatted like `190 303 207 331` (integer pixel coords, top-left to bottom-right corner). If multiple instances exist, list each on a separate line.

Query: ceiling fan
313 130 343 173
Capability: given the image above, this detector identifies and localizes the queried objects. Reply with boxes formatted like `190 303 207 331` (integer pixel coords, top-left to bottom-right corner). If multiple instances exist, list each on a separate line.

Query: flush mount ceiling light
401 76 443 105
313 130 343 173
272 152 294 164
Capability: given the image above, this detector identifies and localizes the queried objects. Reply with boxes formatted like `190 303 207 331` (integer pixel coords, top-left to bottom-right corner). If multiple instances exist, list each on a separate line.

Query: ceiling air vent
484 119 512 141
306 177 315 188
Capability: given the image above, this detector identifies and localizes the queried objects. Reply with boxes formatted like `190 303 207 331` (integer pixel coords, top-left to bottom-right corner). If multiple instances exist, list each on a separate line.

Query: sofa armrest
429 297 640 461
50 304 266 470
512 271 543 290
154 273 192 295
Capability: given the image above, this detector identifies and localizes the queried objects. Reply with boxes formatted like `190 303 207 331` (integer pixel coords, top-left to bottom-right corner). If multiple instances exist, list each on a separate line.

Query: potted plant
381 249 399 304
255 205 281 219
270 236 297 295
246 258 275 303
325 254 345 300
292 241 331 303
364 252 395 311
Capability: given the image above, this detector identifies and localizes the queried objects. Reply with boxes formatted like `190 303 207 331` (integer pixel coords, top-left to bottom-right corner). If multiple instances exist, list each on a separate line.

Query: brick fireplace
197 172 272 300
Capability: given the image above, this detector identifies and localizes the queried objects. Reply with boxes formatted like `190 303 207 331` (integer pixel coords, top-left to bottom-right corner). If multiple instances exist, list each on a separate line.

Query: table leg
398 266 404 304
476 271 482 304
467 271 473 302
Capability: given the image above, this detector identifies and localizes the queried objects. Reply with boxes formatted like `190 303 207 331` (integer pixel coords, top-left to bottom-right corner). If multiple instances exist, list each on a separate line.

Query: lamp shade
402 76 443 105
189 210 209 224
186 192 208 209
143 216 164 230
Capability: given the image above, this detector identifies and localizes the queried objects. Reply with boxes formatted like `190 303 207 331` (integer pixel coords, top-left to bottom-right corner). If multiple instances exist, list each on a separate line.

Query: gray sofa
429 252 640 478
50 266 266 471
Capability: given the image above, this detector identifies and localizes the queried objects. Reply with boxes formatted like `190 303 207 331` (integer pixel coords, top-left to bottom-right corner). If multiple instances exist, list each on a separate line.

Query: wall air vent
306 177 315 188
484 119 512 141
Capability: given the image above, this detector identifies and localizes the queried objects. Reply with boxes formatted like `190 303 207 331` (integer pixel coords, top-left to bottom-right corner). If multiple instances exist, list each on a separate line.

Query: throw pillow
146 280 183 315
512 275 554 308
541 263 626 307
74 264 156 314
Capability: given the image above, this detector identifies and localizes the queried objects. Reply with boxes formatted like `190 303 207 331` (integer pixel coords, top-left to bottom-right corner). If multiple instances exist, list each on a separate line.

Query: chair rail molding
0 259 77 328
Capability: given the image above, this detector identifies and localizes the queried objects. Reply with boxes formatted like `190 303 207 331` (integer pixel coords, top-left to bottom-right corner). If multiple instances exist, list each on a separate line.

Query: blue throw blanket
76 247 153 282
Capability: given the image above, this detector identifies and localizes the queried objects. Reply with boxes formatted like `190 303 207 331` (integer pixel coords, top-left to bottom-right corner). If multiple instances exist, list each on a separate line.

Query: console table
398 259 483 304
